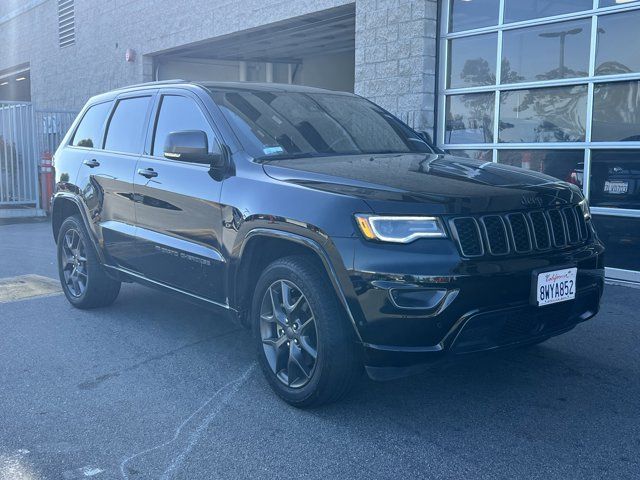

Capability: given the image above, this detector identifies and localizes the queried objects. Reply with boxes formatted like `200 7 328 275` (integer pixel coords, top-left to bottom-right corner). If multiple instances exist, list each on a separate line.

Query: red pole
40 151 53 213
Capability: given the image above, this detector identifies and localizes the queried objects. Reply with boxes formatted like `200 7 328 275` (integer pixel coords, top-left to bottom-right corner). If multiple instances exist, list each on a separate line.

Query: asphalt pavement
0 219 639 479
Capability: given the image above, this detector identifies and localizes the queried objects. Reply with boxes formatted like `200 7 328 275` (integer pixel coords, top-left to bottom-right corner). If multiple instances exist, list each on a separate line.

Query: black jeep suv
52 81 605 406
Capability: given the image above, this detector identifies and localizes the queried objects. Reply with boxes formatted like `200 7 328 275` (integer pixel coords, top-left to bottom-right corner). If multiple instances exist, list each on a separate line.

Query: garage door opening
152 4 355 92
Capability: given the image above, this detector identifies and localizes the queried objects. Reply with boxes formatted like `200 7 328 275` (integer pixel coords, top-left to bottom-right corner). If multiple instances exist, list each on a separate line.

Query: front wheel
251 256 361 407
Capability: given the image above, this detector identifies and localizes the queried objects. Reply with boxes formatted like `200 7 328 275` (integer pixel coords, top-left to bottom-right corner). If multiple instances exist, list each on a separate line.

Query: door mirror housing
164 130 226 167
417 130 433 145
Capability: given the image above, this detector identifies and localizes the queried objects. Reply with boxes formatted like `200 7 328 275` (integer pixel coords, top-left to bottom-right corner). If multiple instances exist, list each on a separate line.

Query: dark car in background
51 81 605 406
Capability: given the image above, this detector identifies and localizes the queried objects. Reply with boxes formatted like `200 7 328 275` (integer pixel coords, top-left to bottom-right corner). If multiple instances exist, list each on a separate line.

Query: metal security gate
0 103 76 216
0 102 38 208
35 110 76 160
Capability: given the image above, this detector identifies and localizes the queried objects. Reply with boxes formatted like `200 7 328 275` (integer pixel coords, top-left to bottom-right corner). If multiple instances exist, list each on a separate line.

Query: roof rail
110 79 189 92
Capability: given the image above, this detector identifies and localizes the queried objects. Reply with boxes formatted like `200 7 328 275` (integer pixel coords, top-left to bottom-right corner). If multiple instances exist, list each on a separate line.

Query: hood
261 153 584 215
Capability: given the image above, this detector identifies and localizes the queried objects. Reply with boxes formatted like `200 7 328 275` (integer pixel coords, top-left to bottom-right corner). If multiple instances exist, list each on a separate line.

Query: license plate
534 267 577 307
604 180 629 194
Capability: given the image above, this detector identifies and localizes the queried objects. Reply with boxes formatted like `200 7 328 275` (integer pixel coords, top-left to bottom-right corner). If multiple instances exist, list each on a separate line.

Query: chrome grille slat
562 207 580 244
480 215 509 255
450 217 484 257
506 213 532 253
450 205 588 258
547 209 567 247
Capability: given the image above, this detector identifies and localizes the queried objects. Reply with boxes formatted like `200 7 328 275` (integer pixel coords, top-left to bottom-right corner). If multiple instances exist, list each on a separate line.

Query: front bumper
332 235 605 377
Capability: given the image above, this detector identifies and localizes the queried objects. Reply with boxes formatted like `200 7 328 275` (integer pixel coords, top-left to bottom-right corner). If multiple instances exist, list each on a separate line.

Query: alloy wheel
61 228 88 297
259 280 318 388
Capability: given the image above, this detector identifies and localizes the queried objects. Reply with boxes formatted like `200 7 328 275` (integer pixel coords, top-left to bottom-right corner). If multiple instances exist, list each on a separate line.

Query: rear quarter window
70 102 112 148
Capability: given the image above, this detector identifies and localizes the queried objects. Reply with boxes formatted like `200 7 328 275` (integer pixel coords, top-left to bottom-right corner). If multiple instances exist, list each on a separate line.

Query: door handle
137 168 158 179
83 159 100 168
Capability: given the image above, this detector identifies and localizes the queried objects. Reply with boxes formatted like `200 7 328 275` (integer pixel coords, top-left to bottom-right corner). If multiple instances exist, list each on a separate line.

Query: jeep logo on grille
521 195 544 207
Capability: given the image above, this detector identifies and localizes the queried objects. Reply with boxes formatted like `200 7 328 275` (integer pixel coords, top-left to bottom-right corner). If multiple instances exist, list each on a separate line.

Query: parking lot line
0 274 62 303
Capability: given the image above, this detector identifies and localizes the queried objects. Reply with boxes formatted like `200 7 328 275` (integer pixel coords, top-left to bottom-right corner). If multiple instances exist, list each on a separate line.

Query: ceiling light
15 77 26 81
0 81 8 86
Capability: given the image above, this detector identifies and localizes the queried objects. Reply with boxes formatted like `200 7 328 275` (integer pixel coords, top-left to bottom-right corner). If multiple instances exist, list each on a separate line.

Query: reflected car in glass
51 81 605 407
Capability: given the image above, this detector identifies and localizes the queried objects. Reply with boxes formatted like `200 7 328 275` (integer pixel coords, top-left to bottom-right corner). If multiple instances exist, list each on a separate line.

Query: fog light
389 288 447 310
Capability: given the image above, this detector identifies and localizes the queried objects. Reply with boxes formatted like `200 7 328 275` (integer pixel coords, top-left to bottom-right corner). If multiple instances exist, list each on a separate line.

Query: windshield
208 89 434 160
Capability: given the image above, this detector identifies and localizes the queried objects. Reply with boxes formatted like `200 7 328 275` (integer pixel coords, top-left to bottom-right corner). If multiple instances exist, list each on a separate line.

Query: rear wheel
251 255 361 407
57 215 121 308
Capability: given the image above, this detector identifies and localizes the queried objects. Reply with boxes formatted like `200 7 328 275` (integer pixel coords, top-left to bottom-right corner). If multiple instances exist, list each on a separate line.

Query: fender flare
237 228 363 342
51 192 107 264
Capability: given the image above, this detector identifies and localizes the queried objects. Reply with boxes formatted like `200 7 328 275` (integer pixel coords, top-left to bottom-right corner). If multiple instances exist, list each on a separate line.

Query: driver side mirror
164 130 226 167
417 130 433 145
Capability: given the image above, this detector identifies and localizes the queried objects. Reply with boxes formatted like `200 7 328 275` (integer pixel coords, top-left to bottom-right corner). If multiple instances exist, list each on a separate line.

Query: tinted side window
152 95 218 157
71 102 111 148
104 96 152 154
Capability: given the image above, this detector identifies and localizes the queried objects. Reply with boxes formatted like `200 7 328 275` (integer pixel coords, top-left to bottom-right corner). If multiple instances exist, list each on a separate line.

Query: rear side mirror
164 130 225 166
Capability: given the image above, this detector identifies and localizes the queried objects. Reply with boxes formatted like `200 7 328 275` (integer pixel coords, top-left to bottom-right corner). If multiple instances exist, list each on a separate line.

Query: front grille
449 206 589 258
451 217 483 257
548 209 566 246
481 216 509 255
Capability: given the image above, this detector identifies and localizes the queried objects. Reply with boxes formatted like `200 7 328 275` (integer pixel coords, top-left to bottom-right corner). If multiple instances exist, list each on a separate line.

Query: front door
131 92 226 304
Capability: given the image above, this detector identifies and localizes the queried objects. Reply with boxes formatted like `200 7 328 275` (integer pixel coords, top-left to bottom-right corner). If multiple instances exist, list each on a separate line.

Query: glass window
449 0 500 32
591 215 640 271
445 92 495 144
501 19 591 84
448 149 493 161
592 81 640 142
590 149 640 209
209 90 433 158
596 10 640 76
499 85 587 143
599 0 640 6
152 95 218 157
504 0 592 23
71 102 111 148
448 33 497 88
498 149 584 185
273 63 290 84
104 96 151 154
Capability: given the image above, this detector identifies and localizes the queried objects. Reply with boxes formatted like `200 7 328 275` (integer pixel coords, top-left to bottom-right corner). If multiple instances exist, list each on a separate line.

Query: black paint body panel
52 81 605 374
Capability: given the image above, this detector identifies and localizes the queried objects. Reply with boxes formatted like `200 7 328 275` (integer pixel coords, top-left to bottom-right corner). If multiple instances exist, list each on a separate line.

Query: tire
251 255 361 407
57 214 121 309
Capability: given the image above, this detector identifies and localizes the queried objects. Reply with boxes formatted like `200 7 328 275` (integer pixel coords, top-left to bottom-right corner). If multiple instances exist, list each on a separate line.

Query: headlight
355 215 447 243
579 198 591 220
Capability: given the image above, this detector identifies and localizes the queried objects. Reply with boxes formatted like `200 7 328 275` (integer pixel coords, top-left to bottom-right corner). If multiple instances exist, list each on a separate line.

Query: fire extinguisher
40 151 54 213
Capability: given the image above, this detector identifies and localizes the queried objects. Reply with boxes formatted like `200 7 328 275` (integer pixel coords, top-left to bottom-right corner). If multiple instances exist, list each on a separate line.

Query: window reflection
449 0 500 32
599 0 640 6
596 11 640 76
499 85 587 143
501 19 590 84
591 215 640 271
590 150 640 209
445 93 495 144
504 0 592 23
592 81 640 141
498 149 584 185
448 34 497 88
448 149 493 161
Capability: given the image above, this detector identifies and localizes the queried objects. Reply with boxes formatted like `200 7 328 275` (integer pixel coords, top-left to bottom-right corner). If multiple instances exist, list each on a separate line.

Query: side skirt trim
104 264 234 312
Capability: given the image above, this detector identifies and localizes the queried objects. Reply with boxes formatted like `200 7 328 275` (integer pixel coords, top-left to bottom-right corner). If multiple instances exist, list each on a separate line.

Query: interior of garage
0 66 31 102
151 4 355 93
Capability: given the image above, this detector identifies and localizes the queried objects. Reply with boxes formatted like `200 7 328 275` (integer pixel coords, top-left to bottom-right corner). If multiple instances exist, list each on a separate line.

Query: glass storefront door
438 0 640 282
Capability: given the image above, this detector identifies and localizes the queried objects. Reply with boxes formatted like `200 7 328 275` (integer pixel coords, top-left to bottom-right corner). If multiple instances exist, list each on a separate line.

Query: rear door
74 92 155 269
130 89 226 304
